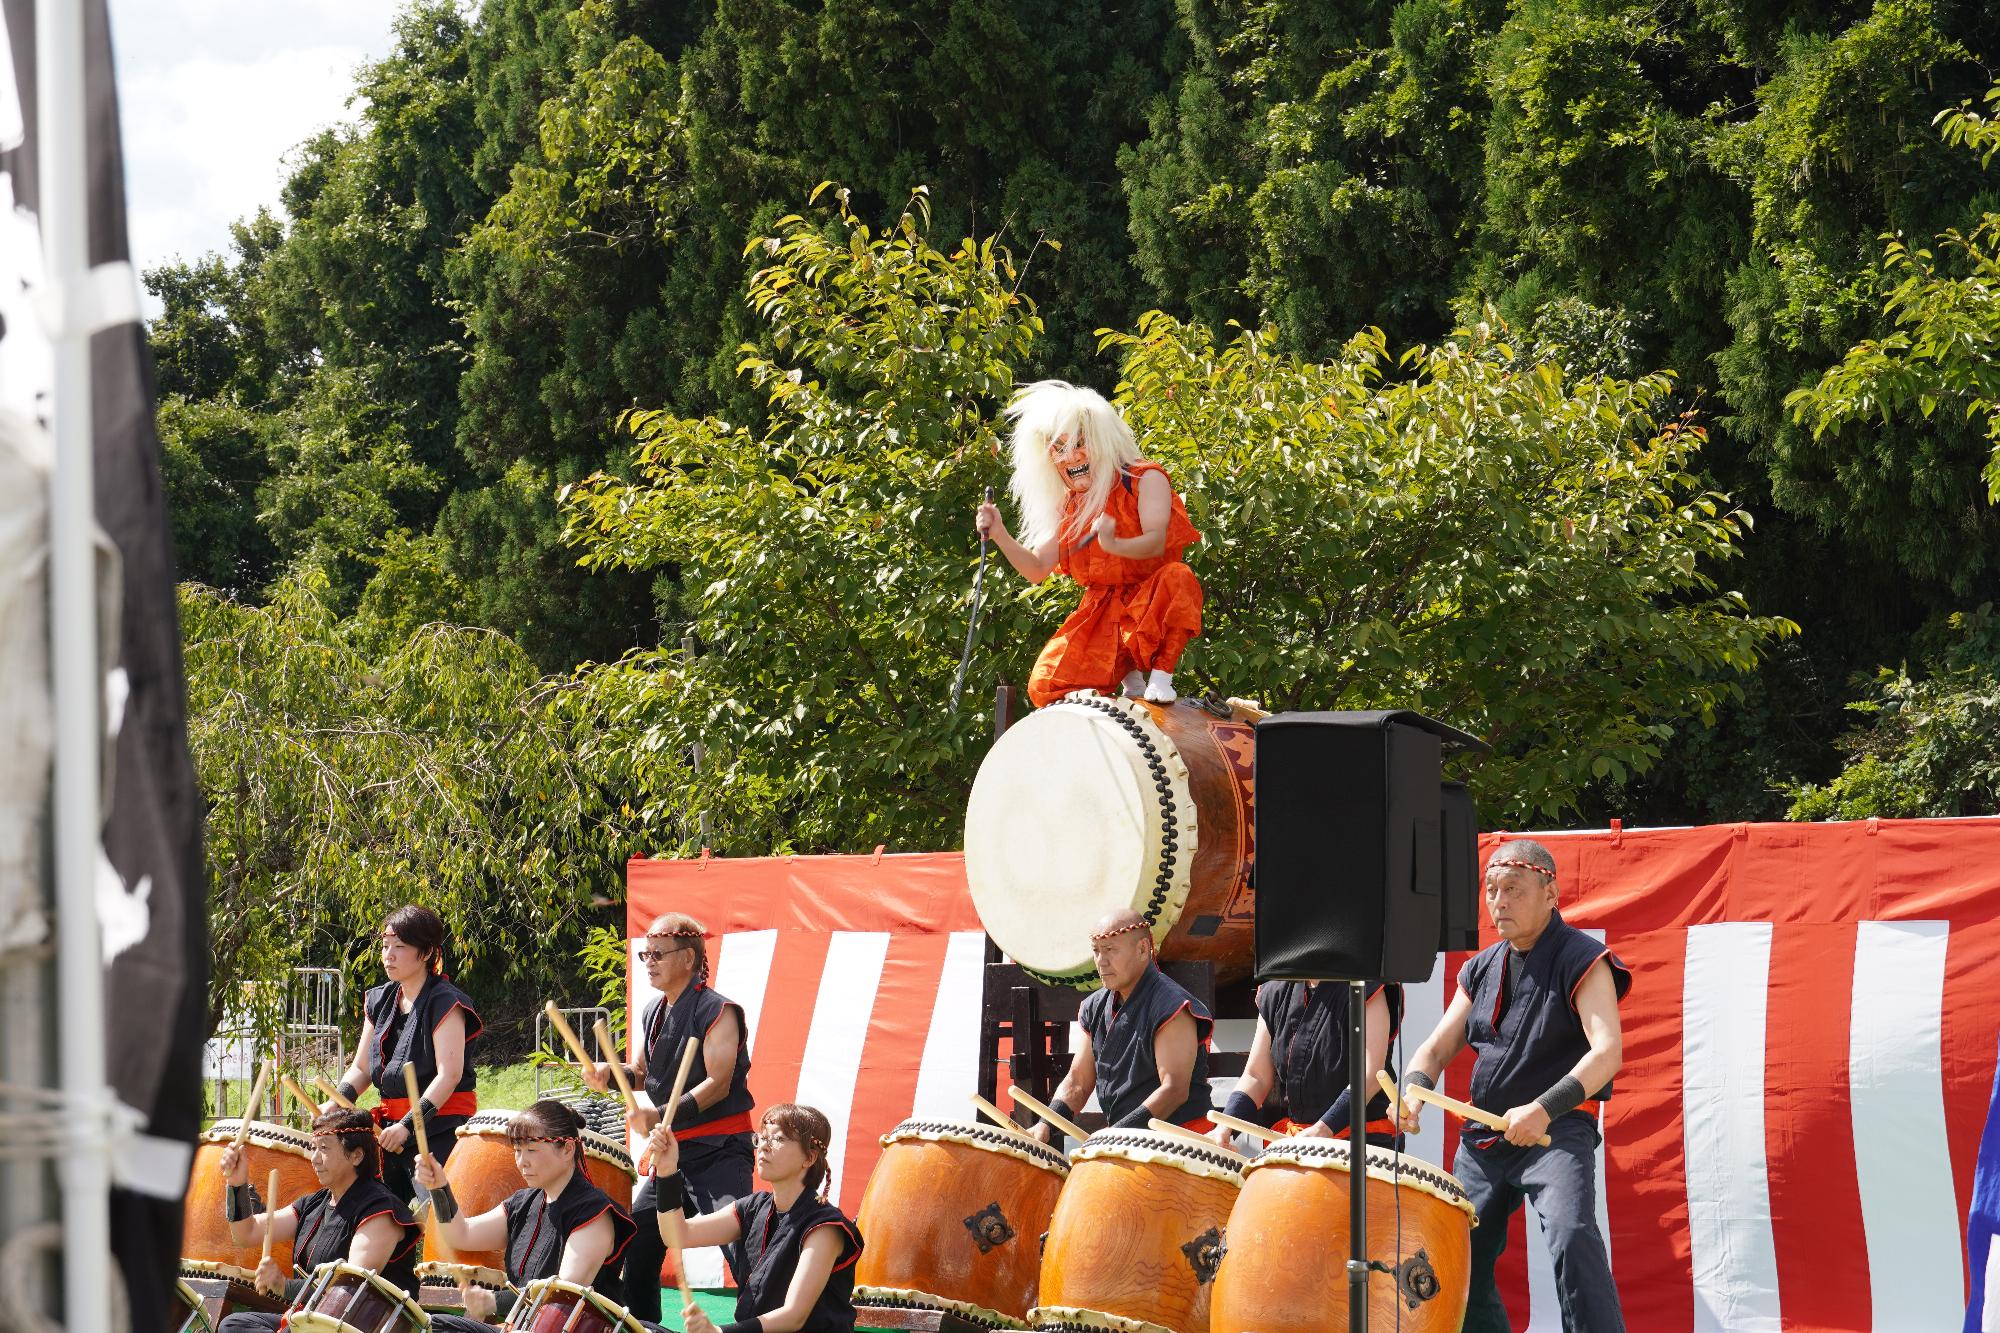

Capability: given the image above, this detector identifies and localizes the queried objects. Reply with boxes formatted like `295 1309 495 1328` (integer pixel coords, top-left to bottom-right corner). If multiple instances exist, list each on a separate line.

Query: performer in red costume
976 380 1202 706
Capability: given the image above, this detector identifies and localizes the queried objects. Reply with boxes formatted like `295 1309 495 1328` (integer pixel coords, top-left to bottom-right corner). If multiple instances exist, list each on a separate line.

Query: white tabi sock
1120 670 1146 698
1143 670 1177 703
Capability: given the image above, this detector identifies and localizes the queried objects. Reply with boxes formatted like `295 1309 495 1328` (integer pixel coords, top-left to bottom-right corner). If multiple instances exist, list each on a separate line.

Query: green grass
202 1059 589 1130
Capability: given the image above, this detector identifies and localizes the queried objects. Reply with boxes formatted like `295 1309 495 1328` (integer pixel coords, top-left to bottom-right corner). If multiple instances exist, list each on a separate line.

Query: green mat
648 1287 738 1330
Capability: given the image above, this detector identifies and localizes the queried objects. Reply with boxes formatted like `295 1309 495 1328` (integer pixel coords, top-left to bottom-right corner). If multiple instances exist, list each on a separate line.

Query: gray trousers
1452 1114 1625 1333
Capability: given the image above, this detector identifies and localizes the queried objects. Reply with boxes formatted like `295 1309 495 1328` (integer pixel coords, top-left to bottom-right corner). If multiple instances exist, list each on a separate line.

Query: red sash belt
1273 1116 1400 1139
373 1090 478 1125
679 1109 755 1140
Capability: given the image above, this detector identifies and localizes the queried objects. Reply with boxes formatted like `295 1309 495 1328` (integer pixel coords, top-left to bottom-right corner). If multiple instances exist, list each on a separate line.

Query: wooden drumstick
1006 1085 1088 1143
652 1036 701 1167
236 1060 274 1144
654 1036 702 1308
594 1020 640 1116
280 1074 321 1119
314 1076 355 1110
402 1064 432 1160
543 1001 594 1077
260 1167 280 1266
1384 1072 1552 1147
1207 1109 1282 1143
967 1093 1041 1146
1149 1118 1248 1159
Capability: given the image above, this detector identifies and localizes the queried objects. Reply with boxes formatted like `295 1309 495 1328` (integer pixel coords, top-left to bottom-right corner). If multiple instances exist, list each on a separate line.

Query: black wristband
224 1183 253 1222
1048 1098 1076 1124
672 1092 699 1127
428 1182 458 1223
656 1170 686 1213
1111 1104 1154 1130
403 1096 438 1131
720 1321 764 1333
1536 1074 1588 1122
334 1080 358 1105
1221 1090 1258 1123
1316 1088 1354 1133
1404 1069 1436 1093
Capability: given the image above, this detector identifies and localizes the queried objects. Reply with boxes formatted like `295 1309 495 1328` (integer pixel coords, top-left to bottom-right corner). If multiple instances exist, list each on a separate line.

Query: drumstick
967 1093 1042 1146
543 1001 594 1077
1006 1085 1088 1143
236 1060 274 1144
402 1064 432 1161
650 1036 701 1170
314 1076 355 1110
656 1037 702 1309
594 1020 641 1115
1149 1118 1248 1159
1383 1072 1552 1147
1207 1109 1282 1143
280 1074 321 1119
260 1167 280 1266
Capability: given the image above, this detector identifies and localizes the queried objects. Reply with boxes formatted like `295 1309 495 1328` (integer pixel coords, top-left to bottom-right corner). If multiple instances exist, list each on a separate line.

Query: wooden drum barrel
853 1119 1071 1328
183 1120 318 1274
966 696 1261 989
418 1109 634 1270
1208 1138 1473 1332
1031 1128 1243 1333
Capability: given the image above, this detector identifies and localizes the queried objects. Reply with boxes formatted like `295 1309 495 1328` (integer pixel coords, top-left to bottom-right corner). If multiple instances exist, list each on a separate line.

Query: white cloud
106 0 407 279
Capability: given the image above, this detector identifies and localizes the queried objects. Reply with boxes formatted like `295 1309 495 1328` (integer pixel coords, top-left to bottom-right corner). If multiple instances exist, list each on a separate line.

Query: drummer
583 912 755 1321
645 1102 864 1333
1029 909 1213 1146
1211 979 1404 1150
1395 839 1630 1333
214 1108 420 1331
331 904 484 1204
415 1099 638 1330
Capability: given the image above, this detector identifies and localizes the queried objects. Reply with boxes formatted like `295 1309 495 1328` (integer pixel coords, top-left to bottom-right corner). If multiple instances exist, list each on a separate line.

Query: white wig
1004 380 1142 550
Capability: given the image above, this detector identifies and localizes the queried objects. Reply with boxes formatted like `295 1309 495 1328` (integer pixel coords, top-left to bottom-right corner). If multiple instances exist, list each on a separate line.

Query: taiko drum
183 1120 319 1274
1031 1128 1244 1333
853 1119 1071 1327
1207 1138 1473 1332
418 1109 634 1271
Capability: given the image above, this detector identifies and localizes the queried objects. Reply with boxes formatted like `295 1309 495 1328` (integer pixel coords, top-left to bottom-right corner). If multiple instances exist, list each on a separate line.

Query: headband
311 1126 377 1142
1486 857 1556 880
647 927 704 939
1089 920 1148 943
508 1134 578 1146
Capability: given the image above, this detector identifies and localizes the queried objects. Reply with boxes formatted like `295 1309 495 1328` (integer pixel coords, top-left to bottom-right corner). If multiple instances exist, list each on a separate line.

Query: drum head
1072 1128 1243 1184
965 697 1197 985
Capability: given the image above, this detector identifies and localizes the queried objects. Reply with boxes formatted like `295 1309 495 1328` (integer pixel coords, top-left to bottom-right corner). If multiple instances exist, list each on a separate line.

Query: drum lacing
1052 698 1180 923
1082 1129 1240 1175
1263 1140 1471 1206
854 1290 1023 1329
892 1120 1069 1171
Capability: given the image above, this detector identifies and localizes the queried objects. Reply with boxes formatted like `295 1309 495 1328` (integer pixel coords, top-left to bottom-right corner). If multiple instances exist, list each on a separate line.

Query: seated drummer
645 1102 864 1333
1210 979 1404 1150
1030 909 1214 1146
214 1108 420 1332
415 1100 638 1331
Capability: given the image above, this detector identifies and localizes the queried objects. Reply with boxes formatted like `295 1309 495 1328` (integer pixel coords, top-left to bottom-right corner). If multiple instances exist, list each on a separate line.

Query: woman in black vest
585 912 754 1319
417 1099 639 1330
214 1108 419 1331
331 904 484 1203
645 1103 862 1333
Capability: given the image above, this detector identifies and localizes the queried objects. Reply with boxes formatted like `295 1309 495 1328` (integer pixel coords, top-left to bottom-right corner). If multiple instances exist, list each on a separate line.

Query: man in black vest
1397 839 1630 1333
1029 909 1213 1146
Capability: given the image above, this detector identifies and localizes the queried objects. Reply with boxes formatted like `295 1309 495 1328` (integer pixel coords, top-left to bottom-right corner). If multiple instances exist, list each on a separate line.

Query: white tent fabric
0 408 50 955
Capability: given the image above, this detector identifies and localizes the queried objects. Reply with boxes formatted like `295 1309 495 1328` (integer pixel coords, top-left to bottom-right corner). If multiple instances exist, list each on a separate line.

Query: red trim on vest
804 1218 863 1273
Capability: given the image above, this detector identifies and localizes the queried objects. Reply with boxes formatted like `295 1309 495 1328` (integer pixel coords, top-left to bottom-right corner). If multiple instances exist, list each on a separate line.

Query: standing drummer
1396 839 1630 1333
1029 909 1213 1145
1211 979 1403 1149
584 912 755 1321
331 905 484 1205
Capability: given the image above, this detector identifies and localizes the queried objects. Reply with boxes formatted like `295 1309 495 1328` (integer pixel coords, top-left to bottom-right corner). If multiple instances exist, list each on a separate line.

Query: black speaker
1438 780 1481 952
1252 711 1487 983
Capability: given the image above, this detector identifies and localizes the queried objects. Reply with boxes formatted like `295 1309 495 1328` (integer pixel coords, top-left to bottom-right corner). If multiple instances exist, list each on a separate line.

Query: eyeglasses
751 1132 794 1150
636 945 690 963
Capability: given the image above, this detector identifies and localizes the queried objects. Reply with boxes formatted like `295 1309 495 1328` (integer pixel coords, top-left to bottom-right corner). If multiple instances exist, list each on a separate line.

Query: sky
107 0 406 283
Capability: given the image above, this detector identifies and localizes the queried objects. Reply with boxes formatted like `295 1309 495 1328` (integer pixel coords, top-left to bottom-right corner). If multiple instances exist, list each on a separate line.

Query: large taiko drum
418 1110 634 1271
966 696 1262 989
1208 1138 1473 1332
1031 1128 1244 1333
183 1120 319 1274
853 1119 1071 1328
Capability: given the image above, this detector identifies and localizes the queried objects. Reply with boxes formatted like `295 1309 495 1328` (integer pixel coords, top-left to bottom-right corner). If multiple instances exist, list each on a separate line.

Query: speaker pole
1347 979 1369 1332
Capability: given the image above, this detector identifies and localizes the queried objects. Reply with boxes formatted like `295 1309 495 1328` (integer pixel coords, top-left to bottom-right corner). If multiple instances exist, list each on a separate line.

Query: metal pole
38 0 115 1326
1347 980 1368 1332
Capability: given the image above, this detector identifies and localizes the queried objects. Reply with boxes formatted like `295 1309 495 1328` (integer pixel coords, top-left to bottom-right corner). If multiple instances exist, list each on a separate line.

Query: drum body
175 1260 285 1331
173 1279 211 1333
418 1110 634 1270
1032 1129 1243 1333
1208 1139 1472 1332
508 1277 647 1333
287 1261 430 1332
966 697 1260 989
854 1120 1071 1327
183 1121 318 1274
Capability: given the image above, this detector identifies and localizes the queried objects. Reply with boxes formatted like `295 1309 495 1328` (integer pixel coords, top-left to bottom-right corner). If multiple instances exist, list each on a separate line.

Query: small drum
414 1260 516 1314
966 696 1260 988
854 1119 1071 1327
287 1261 430 1332
173 1279 212 1333
183 1121 319 1274
1031 1128 1243 1333
418 1110 635 1270
1209 1139 1474 1332
506 1277 647 1333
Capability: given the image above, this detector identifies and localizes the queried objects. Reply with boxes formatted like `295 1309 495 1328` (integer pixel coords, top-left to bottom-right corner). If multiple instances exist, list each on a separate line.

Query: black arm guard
224 1183 254 1222
427 1182 458 1223
1536 1074 1588 1122
656 1170 686 1213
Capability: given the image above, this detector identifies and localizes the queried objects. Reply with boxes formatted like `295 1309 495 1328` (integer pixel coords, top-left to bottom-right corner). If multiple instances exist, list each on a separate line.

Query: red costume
1028 462 1203 707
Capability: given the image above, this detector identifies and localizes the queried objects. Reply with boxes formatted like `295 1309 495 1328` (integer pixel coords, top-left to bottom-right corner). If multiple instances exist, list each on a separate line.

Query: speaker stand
1346 978 1369 1333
